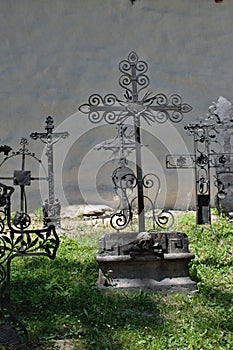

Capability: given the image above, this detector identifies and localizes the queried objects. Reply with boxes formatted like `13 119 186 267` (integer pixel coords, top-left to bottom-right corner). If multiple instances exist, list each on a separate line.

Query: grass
3 211 233 349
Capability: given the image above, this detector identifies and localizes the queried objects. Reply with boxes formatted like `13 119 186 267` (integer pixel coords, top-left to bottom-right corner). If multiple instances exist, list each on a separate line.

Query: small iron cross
0 138 47 229
95 123 135 160
30 116 69 226
79 51 192 232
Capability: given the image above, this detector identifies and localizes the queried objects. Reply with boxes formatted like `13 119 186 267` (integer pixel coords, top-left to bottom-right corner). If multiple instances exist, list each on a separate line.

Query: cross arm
0 145 12 156
146 94 192 124
209 152 233 168
166 154 195 169
30 131 69 140
79 92 192 125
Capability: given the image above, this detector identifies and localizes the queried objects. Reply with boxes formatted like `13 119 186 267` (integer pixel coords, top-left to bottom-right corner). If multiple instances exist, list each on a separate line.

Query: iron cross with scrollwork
30 116 69 227
79 51 192 232
167 112 233 225
167 121 216 225
95 123 175 231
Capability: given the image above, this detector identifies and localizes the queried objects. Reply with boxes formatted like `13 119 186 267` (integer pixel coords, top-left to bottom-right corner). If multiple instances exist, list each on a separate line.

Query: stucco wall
0 0 232 210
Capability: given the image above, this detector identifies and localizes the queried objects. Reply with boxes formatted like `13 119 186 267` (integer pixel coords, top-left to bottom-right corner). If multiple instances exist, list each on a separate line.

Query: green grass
4 212 233 349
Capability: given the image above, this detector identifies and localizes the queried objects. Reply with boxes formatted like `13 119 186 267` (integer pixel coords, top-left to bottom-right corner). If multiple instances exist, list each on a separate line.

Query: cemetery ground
3 210 232 350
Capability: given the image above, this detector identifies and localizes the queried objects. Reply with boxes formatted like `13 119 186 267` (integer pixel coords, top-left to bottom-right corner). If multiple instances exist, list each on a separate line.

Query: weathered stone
95 231 196 293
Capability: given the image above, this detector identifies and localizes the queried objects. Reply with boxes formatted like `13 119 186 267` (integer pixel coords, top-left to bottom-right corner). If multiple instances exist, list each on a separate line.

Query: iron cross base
95 231 196 293
42 198 61 228
0 183 59 347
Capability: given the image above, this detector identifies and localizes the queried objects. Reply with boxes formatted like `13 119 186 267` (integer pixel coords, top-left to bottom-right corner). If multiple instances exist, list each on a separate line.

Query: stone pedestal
95 231 196 293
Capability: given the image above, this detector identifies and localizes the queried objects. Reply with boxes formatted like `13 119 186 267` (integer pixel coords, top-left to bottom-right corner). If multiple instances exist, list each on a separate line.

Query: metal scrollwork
110 208 132 231
79 52 192 231
119 52 149 95
79 52 192 127
111 165 137 231
0 182 59 346
155 210 174 229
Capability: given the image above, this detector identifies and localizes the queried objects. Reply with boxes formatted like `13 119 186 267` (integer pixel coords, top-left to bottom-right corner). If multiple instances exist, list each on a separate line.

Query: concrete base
95 231 197 293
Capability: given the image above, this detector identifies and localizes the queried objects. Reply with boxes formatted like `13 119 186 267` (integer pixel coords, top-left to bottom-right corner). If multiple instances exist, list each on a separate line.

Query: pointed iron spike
144 95 157 103
142 90 152 102
123 90 130 101
181 104 193 113
78 104 91 114
128 51 138 63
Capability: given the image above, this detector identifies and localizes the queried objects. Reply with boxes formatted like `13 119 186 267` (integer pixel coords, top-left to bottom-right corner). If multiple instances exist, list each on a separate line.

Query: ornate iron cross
79 51 192 232
0 181 59 346
167 113 233 225
167 121 216 225
30 116 69 227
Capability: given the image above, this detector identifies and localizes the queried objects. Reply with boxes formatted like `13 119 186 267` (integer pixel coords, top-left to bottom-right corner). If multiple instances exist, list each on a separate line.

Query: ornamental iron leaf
0 182 59 346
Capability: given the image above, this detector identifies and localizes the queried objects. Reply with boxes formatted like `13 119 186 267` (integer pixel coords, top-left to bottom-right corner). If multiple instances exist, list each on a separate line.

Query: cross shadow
8 255 163 349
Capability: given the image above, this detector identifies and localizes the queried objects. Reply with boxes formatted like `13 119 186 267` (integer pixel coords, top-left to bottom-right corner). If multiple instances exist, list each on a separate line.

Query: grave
30 116 69 227
0 137 48 227
96 230 196 292
167 96 233 225
209 97 233 217
0 116 67 346
79 52 196 292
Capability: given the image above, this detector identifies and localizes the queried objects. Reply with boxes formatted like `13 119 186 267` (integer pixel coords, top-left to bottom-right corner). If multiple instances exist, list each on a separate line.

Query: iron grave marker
167 96 233 225
0 137 48 229
79 51 192 232
79 52 196 292
0 147 59 346
30 116 69 227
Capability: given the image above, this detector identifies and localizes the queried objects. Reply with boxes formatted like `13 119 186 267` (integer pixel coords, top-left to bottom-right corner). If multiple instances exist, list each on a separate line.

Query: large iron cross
30 116 69 227
79 51 192 232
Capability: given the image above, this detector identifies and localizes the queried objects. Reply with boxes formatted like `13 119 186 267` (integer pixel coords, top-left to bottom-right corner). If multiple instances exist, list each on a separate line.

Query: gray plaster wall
0 0 233 210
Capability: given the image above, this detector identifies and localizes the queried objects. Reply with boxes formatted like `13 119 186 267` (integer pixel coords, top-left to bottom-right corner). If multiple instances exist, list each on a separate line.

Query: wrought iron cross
30 116 69 227
167 116 233 225
167 121 216 225
0 150 59 345
0 182 59 346
79 51 192 232
0 138 47 229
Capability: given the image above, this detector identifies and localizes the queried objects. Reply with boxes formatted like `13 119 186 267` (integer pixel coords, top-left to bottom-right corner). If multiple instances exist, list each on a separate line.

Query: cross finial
45 116 54 134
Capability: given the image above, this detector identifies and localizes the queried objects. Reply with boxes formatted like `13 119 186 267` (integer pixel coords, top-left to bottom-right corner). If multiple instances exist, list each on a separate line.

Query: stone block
95 231 196 293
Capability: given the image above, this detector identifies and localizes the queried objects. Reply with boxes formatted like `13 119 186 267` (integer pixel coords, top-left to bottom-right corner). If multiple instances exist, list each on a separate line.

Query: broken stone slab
95 231 196 293
61 204 113 218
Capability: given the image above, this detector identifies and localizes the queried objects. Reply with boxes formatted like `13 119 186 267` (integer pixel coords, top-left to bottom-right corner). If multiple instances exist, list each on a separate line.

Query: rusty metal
30 116 69 227
79 51 192 231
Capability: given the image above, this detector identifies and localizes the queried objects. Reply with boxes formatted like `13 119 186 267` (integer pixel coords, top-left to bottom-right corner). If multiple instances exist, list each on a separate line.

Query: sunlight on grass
4 211 233 349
